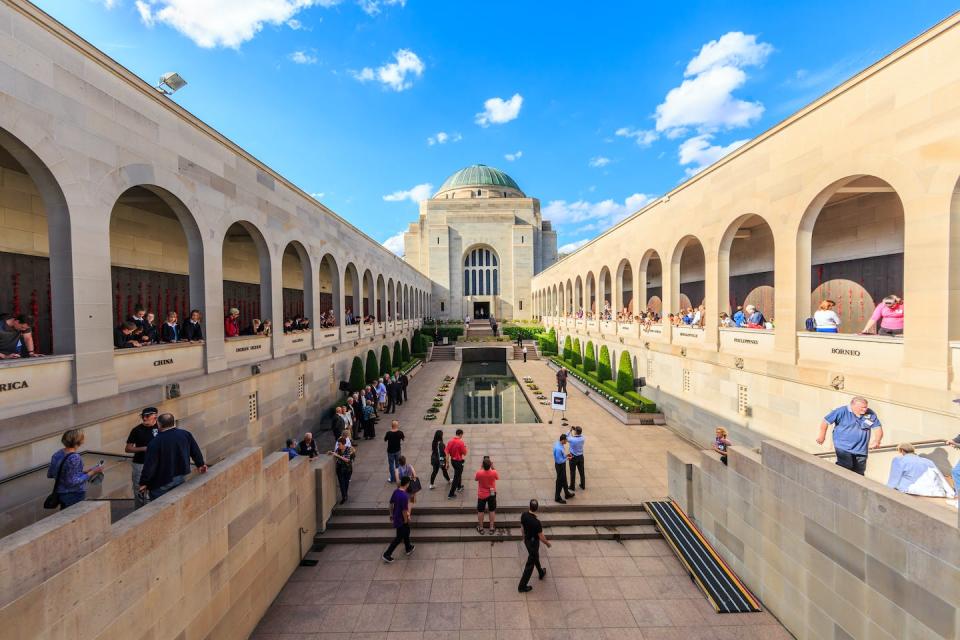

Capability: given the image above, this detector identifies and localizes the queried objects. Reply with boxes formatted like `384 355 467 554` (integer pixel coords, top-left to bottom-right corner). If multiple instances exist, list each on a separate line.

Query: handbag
408 477 423 494
43 453 72 509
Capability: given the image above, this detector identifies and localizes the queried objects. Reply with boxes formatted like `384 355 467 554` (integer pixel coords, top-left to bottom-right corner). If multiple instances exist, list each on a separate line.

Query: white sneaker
429 484 435 490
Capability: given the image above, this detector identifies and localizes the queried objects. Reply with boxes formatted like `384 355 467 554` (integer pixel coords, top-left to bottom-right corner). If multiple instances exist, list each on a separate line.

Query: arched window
463 246 499 296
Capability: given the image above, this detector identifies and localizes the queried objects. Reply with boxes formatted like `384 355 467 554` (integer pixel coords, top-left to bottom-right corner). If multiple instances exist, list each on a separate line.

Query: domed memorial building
403 164 557 320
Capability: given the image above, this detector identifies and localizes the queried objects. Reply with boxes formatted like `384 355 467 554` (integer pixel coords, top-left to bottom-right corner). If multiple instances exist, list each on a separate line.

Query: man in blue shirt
282 439 298 460
816 396 883 475
553 434 574 503
732 306 746 327
567 426 586 491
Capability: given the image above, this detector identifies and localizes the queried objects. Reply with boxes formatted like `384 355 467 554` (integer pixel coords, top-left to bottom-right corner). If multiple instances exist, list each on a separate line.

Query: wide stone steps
513 345 540 360
430 346 456 361
316 504 660 544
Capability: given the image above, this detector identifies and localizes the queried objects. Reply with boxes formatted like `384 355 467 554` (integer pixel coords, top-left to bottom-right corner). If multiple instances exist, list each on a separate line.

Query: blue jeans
387 452 401 482
952 460 960 492
149 475 185 500
58 491 85 509
835 449 868 475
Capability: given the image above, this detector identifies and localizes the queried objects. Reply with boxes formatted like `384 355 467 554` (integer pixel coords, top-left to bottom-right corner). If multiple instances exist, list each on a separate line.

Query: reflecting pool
445 360 541 424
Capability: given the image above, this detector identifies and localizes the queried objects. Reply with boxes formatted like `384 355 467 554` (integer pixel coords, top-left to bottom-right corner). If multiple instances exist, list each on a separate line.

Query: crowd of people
113 306 205 349
46 407 207 510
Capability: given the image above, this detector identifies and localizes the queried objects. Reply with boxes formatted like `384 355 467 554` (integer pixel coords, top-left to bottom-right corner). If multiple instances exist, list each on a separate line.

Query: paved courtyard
256 356 791 638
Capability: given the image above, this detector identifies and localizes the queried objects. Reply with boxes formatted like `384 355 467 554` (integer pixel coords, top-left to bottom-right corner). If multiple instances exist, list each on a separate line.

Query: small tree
571 338 582 367
348 356 365 391
380 345 391 376
393 340 402 369
597 345 612 382
366 349 379 383
401 338 411 362
563 335 573 361
583 341 596 373
617 350 634 393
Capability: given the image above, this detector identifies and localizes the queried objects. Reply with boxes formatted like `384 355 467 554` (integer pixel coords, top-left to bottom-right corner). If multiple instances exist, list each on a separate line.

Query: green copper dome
436 164 523 196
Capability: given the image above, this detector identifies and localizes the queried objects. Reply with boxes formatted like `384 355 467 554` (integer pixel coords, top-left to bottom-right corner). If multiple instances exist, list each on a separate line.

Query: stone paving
254 357 791 639
332 357 694 509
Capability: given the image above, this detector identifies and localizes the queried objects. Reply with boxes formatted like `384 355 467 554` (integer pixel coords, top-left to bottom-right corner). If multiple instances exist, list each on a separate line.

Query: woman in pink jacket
861 295 903 336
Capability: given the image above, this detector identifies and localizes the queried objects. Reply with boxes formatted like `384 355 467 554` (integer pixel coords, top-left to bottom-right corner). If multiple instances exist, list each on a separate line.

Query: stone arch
222 220 272 334
718 214 775 319
318 253 341 324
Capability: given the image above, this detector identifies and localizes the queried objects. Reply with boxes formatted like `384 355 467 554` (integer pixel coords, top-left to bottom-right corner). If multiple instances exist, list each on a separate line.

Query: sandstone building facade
403 164 557 321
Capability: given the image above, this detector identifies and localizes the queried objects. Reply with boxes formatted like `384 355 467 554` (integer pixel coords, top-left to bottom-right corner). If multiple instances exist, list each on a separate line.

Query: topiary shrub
349 356 365 391
380 345 391 376
393 340 402 369
401 338 411 362
616 350 634 393
571 338 582 367
597 345 612 382
366 349 379 383
562 335 573 361
583 340 596 373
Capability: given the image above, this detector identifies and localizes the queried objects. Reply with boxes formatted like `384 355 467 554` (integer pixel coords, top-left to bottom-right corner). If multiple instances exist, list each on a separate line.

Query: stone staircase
513 341 540 360
466 323 494 337
430 345 456 361
316 504 660 544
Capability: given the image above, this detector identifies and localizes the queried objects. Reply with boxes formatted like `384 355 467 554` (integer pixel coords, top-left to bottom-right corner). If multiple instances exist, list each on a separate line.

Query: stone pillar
703 250 719 348
203 247 227 373
266 248 282 358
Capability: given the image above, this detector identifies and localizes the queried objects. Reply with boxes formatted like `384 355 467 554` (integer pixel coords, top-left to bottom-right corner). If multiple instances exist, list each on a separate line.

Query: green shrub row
348 350 424 392
502 326 543 341
549 354 657 413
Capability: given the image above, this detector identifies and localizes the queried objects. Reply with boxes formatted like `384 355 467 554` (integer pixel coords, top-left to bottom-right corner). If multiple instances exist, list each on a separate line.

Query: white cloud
102 0 119 8
558 239 589 254
475 93 523 127
353 49 424 91
427 131 461 146
289 50 318 64
615 127 658 147
383 182 433 203
134 0 341 49
543 193 654 230
309 192 325 199
358 0 404 15
677 134 749 176
286 18 306 29
504 150 523 162
654 31 772 135
382 231 405 255
588 156 610 168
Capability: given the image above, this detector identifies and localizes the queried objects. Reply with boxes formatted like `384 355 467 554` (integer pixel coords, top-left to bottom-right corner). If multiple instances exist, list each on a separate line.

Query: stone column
703 250 719 348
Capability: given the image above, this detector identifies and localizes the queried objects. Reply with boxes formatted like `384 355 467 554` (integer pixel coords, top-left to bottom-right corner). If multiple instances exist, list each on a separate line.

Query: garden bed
546 358 664 426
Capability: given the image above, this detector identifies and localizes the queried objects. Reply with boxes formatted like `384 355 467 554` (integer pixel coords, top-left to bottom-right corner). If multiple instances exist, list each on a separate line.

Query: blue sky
36 0 956 254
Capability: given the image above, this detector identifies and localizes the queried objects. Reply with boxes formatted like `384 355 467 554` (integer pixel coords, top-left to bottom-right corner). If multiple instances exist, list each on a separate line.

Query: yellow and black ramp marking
644 500 762 614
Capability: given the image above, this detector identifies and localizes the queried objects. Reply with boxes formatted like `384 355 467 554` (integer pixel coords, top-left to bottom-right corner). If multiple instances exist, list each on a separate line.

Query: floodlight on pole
156 72 187 95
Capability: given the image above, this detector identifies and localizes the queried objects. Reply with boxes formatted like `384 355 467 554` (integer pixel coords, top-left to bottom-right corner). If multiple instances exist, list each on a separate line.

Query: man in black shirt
518 499 551 592
126 407 159 508
399 371 409 402
182 309 204 342
384 420 405 483
385 375 397 414
114 321 141 349
298 432 319 458
139 413 207 500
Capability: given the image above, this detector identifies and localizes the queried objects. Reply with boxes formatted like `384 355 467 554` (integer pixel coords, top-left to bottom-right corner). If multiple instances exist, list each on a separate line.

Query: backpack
804 317 816 332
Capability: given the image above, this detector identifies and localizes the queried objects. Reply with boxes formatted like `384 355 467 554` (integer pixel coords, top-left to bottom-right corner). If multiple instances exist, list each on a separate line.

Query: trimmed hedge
502 326 542 341
597 345 611 382
549 356 657 413
393 340 402 369
563 335 573 361
401 338 411 362
571 338 582 367
538 326 559 356
583 340 596 373
365 349 379 383
421 326 464 341
617 350 634 394
380 345 391 376
348 356 365 391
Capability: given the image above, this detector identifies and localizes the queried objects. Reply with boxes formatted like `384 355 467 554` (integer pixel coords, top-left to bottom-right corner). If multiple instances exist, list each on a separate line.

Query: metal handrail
0 450 132 487
812 438 951 457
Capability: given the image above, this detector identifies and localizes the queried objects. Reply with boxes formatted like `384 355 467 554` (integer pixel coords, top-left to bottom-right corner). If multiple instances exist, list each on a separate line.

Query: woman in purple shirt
47 429 103 509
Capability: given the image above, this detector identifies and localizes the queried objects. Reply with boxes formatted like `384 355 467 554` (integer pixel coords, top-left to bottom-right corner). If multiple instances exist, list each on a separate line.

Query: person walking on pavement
400 371 409 402
385 375 397 414
329 436 355 504
518 499 550 592
553 433 574 503
815 396 883 476
125 407 159 509
556 367 568 393
567 426 585 491
446 428 468 499
429 429 450 489
384 420 405 483
475 456 499 534
522 345 528 362
381 476 415 562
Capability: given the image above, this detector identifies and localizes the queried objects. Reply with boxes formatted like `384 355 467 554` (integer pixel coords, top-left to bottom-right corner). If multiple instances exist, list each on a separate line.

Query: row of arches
0 125 428 357
534 175 905 335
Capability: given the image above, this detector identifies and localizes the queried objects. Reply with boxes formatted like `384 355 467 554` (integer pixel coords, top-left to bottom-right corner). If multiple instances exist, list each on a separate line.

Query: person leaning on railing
861 295 904 336
47 429 103 510
0 313 40 358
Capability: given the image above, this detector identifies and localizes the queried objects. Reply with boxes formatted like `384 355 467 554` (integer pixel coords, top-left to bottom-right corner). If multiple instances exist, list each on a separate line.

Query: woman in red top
474 457 499 534
224 308 241 338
